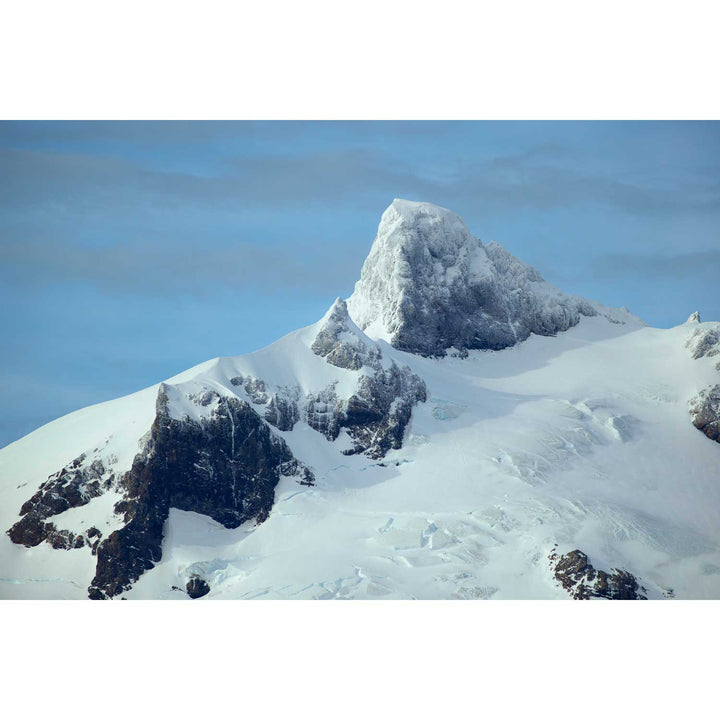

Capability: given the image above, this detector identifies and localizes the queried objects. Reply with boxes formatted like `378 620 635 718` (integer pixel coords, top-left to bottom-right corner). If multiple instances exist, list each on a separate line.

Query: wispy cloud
3 140 719 299
0 233 363 296
3 142 719 218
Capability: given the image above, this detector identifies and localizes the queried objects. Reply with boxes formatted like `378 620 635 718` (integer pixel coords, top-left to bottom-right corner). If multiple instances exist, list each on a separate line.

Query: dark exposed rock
549 548 647 600
301 363 426 459
228 375 270 404
279 459 315 486
232 374 301 432
48 528 85 550
281 298 428 457
10 296 425 597
8 515 54 547
305 383 344 441
342 363 427 459
9 382 314 599
689 385 720 443
264 393 300 431
9 514 87 551
186 577 210 599
8 455 107 549
244 378 269 405
87 387 307 599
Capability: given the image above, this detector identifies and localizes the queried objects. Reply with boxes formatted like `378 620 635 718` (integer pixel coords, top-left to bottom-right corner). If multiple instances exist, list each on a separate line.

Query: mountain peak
312 296 380 371
384 198 471 230
347 200 631 357
375 199 480 262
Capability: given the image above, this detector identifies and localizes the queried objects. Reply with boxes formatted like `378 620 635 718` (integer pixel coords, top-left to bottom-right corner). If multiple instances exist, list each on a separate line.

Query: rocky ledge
549 548 647 600
689 385 720 444
8 453 111 552
685 321 720 361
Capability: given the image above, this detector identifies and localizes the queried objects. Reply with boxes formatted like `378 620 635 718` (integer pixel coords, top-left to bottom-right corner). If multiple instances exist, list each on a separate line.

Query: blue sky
1 121 719 448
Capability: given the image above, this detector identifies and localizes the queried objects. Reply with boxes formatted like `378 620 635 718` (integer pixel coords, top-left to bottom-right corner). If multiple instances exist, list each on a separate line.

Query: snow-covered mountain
2 199 719 600
347 199 629 356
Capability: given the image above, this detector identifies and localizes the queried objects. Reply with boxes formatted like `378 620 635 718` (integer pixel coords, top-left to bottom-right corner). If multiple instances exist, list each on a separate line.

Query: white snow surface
2 312 720 599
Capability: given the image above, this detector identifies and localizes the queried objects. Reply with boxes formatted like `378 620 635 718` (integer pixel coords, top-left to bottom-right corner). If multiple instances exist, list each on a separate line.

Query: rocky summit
2 200 720 600
346 199 629 356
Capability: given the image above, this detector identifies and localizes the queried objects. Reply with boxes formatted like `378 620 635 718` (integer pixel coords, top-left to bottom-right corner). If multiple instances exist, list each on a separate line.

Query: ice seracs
347 199 632 357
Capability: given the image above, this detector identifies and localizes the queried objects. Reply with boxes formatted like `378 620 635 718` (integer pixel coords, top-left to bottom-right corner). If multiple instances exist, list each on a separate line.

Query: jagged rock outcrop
230 375 300 431
347 199 626 357
549 548 647 600
9 384 314 600
689 385 720 443
341 363 426 458
312 297 383 371
263 393 300 431
87 387 312 599
305 383 343 439
299 361 426 458
186 577 210 599
686 324 720 360
227 298 427 459
8 453 111 550
309 298 427 457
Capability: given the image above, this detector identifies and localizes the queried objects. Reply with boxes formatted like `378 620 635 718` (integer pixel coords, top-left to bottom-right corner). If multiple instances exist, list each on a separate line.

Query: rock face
686 325 720 360
689 385 720 443
8 453 110 551
311 298 382 371
8 384 314 600
549 548 647 600
341 363 426 458
87 387 309 599
231 298 428 459
346 199 623 357
686 321 720 444
308 298 427 457
234 367 426 461
186 577 210 599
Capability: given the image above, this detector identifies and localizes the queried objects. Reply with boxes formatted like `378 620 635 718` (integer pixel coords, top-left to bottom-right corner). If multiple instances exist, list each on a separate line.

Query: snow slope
2 200 719 600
